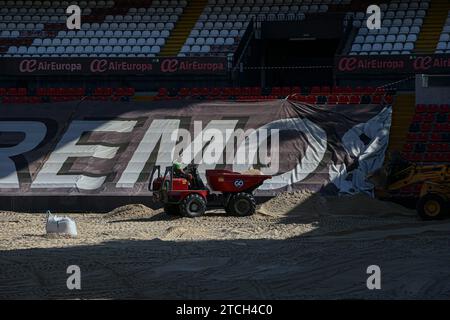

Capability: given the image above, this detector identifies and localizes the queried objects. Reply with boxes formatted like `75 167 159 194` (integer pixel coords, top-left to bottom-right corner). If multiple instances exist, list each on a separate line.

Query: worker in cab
173 161 193 182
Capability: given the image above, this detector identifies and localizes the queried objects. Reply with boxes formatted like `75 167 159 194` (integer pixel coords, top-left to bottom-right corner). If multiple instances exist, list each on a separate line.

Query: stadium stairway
387 94 416 153
159 0 207 56
415 0 450 53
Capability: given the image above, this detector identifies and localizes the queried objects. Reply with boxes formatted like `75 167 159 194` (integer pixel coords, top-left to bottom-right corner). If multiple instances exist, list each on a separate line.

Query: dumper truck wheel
164 204 180 216
417 194 448 221
230 193 256 217
180 194 206 218
224 194 236 214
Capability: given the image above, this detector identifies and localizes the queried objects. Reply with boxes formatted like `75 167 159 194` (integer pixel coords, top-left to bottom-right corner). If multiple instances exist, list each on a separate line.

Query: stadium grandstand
0 0 449 172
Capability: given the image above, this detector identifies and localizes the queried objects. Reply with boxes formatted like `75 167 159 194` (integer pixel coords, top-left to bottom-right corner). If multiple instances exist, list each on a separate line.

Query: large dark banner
0 100 391 199
0 57 228 76
336 54 450 74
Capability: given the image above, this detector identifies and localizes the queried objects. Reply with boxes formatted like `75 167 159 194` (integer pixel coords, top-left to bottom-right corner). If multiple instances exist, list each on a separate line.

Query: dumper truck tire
230 193 256 217
224 194 236 215
417 194 448 221
180 194 206 218
164 204 180 216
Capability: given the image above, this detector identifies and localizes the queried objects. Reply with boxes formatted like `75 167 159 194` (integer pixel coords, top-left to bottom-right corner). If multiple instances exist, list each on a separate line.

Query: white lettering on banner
0 121 47 188
179 120 239 182
116 119 180 188
176 120 239 171
31 120 137 190
233 118 327 190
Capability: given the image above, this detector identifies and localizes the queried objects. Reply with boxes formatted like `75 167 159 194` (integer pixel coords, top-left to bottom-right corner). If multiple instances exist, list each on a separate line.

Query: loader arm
386 164 450 191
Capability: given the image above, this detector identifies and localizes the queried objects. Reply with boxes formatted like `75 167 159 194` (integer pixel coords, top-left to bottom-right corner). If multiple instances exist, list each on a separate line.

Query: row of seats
159 85 387 97
290 94 393 105
157 86 393 104
0 87 135 97
8 45 163 55
404 142 450 152
0 0 114 8
156 92 392 104
416 104 450 113
436 11 450 53
0 1 186 57
35 36 167 45
1 95 132 103
401 104 450 164
180 0 351 56
0 0 185 8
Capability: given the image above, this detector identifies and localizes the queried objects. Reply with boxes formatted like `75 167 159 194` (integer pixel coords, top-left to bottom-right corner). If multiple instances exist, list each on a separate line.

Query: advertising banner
0 56 228 76
336 54 450 74
0 99 391 199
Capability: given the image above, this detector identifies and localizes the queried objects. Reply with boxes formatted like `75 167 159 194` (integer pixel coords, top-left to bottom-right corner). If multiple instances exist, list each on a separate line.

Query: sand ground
0 193 449 299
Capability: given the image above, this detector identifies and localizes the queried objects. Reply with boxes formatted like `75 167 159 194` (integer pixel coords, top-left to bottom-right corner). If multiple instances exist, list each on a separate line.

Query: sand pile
258 190 415 218
241 169 263 175
104 204 159 221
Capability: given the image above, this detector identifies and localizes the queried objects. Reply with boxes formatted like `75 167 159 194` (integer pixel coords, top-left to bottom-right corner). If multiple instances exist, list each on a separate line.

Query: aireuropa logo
19 59 82 73
90 59 108 73
160 58 226 73
161 59 179 73
413 56 433 71
338 57 358 72
90 59 153 73
19 59 38 73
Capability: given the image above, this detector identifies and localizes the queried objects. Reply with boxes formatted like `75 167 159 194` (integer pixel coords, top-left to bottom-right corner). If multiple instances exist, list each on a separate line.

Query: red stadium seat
407 133 428 142
191 87 200 96
305 95 317 104
281 87 291 96
7 88 18 96
291 86 301 94
426 104 440 113
179 87 189 96
310 86 321 95
349 95 361 104
416 104 427 113
384 95 394 104
338 95 349 104
421 123 432 132
158 88 168 97
403 143 414 152
271 87 281 96
327 95 338 105
210 87 221 96
320 86 331 95
371 95 382 104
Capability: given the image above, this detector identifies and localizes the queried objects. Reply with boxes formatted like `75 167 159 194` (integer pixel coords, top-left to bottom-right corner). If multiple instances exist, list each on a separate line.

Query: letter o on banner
233 118 327 190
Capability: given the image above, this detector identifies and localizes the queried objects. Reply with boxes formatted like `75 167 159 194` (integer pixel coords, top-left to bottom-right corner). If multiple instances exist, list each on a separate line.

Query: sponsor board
0 57 228 76
336 54 450 74
0 100 391 198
